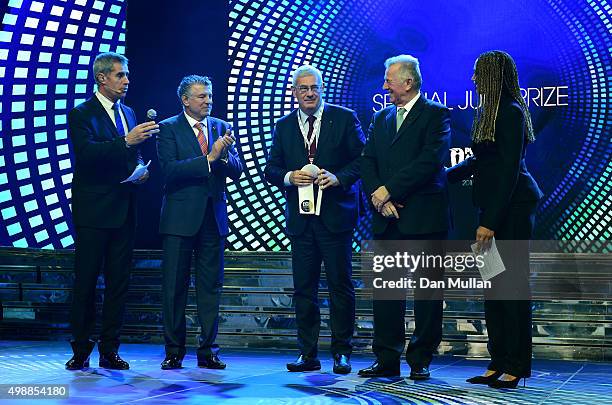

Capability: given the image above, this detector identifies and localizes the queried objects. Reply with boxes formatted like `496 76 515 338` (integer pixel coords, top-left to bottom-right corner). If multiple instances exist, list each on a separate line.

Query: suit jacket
446 93 543 231
264 103 365 236
157 113 243 237
69 95 142 229
361 96 451 235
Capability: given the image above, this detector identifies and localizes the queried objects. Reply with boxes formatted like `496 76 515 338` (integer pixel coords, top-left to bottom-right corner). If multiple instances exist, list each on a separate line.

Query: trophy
298 163 322 215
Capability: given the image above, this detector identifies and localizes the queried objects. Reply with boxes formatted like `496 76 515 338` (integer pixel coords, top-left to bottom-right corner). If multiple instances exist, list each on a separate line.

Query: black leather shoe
197 354 226 369
286 355 321 372
466 370 503 384
161 354 183 370
65 354 90 370
409 366 430 380
488 376 525 389
358 362 400 377
66 340 95 370
99 352 130 370
333 354 351 374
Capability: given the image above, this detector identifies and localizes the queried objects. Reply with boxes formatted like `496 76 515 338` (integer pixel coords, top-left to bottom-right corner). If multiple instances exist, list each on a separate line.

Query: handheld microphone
146 109 157 121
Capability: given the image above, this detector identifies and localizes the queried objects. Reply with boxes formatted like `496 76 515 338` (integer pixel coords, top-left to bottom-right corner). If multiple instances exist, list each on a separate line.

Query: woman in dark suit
447 50 543 388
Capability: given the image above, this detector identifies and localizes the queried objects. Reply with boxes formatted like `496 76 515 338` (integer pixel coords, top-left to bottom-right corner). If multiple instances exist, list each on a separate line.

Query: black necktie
306 115 317 162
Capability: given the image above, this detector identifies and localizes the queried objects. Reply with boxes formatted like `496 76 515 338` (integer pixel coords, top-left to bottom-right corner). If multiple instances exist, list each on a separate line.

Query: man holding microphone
66 52 158 370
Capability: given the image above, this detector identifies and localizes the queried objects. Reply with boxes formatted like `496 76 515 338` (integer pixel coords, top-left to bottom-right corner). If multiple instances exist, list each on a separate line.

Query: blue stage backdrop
0 0 610 250
0 0 127 248
226 0 611 250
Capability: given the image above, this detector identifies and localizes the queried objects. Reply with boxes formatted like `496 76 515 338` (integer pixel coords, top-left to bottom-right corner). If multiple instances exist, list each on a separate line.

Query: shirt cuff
284 171 292 186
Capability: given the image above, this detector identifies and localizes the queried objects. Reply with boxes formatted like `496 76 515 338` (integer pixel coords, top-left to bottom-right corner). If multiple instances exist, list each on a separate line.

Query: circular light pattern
227 0 611 252
0 0 610 250
536 0 612 240
0 0 126 248
227 0 382 251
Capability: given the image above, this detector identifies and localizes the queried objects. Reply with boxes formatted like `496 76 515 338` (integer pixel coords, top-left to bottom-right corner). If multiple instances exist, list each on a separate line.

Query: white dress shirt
95 91 128 134
183 112 208 141
284 102 325 186
183 112 212 172
396 92 421 125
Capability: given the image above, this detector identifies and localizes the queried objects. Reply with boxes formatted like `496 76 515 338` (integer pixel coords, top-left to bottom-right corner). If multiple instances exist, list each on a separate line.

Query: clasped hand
207 129 236 162
371 186 390 211
290 169 339 190
378 201 404 219
371 186 404 218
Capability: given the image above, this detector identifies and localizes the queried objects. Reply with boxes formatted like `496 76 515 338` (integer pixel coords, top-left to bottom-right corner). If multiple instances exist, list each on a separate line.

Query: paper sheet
121 160 151 183
471 237 506 281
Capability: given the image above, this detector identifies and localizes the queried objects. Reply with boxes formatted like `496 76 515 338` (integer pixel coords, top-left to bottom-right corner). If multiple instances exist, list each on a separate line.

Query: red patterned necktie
194 122 208 156
306 115 317 162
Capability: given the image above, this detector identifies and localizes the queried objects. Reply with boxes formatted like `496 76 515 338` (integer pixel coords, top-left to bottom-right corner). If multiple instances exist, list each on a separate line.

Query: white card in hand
121 160 151 183
471 237 506 281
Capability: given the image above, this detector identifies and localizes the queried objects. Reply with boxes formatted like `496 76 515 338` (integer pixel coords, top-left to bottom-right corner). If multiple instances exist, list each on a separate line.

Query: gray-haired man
265 65 365 373
359 55 451 380
157 75 243 370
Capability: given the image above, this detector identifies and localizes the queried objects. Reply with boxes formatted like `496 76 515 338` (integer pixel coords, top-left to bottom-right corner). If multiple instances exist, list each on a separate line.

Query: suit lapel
90 95 120 138
207 117 220 152
289 109 310 163
313 105 332 164
391 96 426 145
122 104 136 131
178 113 204 157
384 107 396 148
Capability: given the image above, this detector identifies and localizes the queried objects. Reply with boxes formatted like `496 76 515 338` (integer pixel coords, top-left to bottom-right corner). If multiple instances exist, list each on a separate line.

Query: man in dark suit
359 55 451 380
265 65 365 374
157 75 243 370
66 52 159 370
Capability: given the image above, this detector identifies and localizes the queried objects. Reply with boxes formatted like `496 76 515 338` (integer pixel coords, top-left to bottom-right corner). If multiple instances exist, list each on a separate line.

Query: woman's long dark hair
471 50 535 144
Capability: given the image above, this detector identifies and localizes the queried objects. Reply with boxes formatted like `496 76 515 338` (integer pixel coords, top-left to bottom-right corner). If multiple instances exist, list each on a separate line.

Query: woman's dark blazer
447 93 543 232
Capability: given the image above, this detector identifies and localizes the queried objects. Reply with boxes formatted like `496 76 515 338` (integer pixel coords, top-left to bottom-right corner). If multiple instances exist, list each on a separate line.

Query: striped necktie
194 122 208 155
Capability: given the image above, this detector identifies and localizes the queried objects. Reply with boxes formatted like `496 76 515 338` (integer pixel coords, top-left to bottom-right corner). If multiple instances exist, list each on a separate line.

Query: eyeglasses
295 85 322 94
384 77 413 85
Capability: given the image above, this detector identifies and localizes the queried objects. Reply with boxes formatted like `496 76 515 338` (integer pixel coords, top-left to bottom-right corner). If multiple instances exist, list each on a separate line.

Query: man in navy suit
66 52 159 370
359 55 451 380
265 65 365 374
157 75 243 370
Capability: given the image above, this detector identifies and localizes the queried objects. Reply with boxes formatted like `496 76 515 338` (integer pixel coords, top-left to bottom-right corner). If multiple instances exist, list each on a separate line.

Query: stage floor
0 341 610 404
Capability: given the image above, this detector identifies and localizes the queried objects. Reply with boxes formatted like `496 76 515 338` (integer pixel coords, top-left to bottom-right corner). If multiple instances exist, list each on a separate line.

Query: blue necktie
112 102 125 136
